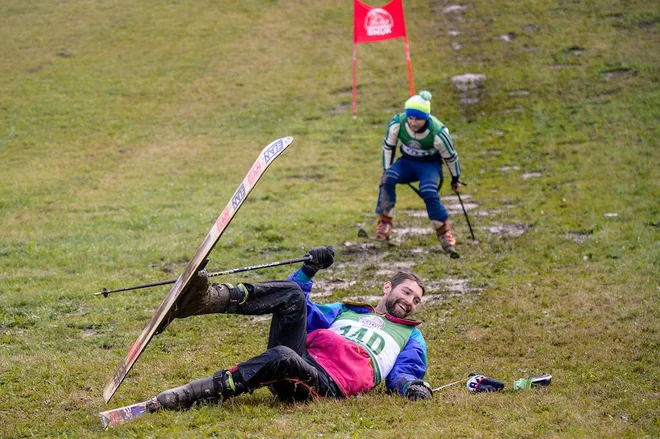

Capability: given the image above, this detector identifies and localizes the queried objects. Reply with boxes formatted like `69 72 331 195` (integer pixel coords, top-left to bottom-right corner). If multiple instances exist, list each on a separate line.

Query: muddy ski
356 228 400 247
102 136 294 404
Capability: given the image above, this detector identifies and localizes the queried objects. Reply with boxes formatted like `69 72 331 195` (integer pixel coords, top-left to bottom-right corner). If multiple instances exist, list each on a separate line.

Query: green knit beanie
404 91 432 119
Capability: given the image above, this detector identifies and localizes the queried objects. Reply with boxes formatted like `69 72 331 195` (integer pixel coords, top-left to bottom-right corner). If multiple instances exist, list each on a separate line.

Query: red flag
352 0 414 116
354 0 407 44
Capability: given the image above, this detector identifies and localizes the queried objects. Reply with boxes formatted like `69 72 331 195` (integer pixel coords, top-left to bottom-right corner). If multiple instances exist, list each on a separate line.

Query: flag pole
352 43 358 118
403 35 415 96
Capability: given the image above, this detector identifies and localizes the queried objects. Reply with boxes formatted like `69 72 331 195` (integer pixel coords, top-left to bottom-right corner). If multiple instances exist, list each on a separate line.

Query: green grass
1 0 658 437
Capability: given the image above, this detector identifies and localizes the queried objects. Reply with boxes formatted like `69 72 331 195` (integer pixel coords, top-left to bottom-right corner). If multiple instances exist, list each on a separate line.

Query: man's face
382 279 424 318
406 116 427 132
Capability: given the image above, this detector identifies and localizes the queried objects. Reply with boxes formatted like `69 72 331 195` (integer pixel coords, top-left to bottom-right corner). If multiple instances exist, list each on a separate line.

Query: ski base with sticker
99 398 161 430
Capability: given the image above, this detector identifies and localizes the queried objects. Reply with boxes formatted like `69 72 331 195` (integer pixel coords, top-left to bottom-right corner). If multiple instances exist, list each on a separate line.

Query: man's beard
385 297 409 318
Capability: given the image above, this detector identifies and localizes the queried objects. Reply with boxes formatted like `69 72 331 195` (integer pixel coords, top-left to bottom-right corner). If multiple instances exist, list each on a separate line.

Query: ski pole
432 377 468 393
94 255 312 297
456 190 476 240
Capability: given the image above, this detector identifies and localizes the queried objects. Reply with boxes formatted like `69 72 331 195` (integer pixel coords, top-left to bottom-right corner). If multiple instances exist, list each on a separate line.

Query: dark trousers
232 281 343 401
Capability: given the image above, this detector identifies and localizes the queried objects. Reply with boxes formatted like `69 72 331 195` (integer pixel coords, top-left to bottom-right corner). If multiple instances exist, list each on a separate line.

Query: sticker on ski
99 398 161 430
102 136 294 403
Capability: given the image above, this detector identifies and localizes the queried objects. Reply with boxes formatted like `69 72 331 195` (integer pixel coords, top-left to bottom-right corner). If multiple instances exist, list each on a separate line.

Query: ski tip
357 228 369 239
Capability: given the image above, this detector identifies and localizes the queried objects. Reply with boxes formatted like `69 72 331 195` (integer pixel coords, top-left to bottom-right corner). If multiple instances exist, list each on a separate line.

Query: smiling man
374 90 463 256
151 246 432 411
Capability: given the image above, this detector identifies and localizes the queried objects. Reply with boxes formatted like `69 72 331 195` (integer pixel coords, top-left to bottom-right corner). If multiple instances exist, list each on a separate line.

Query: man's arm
386 328 431 399
382 115 402 170
433 126 460 176
287 247 342 332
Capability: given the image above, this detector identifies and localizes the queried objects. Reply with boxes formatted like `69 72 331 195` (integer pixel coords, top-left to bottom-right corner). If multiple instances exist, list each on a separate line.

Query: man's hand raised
301 246 335 277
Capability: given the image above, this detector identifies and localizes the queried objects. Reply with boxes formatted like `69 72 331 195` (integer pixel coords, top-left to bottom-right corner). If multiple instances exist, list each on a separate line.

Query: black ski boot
156 369 247 410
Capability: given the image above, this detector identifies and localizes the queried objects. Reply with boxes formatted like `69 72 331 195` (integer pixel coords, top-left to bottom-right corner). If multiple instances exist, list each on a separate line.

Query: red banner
354 0 407 44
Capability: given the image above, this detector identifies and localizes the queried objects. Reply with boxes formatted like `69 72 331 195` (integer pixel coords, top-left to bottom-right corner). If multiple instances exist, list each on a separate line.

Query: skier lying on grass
155 246 432 409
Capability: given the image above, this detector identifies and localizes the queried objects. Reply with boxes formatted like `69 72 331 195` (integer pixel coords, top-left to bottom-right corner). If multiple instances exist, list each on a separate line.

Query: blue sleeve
385 327 428 395
287 268 342 333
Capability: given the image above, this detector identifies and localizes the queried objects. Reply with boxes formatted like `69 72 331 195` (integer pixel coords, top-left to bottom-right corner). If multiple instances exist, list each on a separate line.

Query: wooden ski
103 136 294 403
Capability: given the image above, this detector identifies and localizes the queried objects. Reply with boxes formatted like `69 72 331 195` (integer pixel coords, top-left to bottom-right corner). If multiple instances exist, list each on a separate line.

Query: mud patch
82 329 98 339
473 209 503 217
602 67 637 81
427 278 480 295
640 21 656 30
396 227 432 236
375 261 417 276
329 104 350 115
564 232 590 244
452 73 487 105
484 224 527 237
311 278 359 298
423 279 482 306
446 203 478 215
249 315 272 323
342 241 390 256
342 295 382 304
504 106 524 114
497 33 517 42
566 46 586 56
522 172 542 180
443 5 468 14
523 24 540 33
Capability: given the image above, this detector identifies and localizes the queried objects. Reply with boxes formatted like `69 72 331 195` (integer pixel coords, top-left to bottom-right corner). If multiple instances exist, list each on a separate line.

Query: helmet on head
405 90 432 120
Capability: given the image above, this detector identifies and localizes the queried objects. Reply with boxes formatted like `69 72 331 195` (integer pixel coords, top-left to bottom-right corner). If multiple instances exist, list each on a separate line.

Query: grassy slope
1 0 658 437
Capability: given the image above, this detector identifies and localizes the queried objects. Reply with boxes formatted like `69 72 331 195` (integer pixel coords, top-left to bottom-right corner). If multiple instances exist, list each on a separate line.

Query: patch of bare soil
564 232 590 244
483 224 527 237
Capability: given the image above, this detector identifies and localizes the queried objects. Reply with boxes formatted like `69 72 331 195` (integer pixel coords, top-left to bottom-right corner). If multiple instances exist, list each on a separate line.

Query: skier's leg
416 161 448 224
236 345 341 402
375 159 416 239
156 346 341 409
236 281 308 354
416 162 457 253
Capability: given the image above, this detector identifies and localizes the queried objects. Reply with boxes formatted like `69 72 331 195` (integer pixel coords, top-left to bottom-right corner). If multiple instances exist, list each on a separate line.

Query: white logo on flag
364 9 394 37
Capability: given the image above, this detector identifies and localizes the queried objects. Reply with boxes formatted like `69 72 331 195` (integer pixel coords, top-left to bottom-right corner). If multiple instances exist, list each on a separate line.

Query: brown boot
175 281 249 318
156 277 249 334
434 220 458 256
375 215 393 240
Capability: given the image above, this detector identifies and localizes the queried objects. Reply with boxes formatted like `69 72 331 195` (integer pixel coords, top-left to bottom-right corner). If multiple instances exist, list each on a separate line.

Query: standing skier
374 90 462 255
154 246 432 409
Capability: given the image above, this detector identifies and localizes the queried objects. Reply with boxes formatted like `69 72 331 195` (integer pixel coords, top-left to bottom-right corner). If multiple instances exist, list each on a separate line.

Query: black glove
451 176 461 192
467 373 505 393
404 379 433 400
301 246 335 277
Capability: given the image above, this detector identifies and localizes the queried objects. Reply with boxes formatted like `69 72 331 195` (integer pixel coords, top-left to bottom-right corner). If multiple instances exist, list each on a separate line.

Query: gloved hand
404 379 433 400
301 246 335 277
451 176 462 193
466 373 505 393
